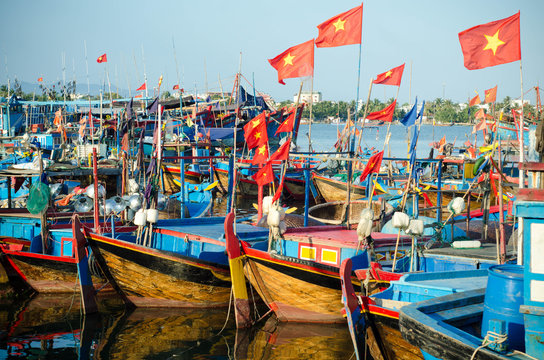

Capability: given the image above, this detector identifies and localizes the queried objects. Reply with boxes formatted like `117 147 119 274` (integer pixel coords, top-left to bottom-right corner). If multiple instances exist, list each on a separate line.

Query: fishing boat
225 212 397 324
340 258 490 360
86 216 269 308
308 199 394 226
398 162 544 360
0 215 113 314
311 172 371 202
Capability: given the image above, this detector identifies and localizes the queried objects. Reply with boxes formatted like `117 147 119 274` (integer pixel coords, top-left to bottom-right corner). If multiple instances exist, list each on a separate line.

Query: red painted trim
242 241 340 277
90 233 226 272
3 250 77 264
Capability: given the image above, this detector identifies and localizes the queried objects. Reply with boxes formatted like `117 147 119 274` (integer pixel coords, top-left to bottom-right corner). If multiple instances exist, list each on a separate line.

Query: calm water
297 122 474 157
0 124 475 359
0 294 353 359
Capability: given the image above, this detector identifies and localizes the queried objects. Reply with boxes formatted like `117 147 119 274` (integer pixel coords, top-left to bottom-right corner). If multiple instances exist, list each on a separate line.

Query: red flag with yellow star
458 12 520 70
359 151 384 182
251 143 269 165
96 53 107 63
484 85 497 103
270 138 291 162
274 109 296 135
366 100 397 122
253 162 275 186
373 64 405 86
243 112 268 149
268 39 314 85
469 93 481 106
315 4 363 48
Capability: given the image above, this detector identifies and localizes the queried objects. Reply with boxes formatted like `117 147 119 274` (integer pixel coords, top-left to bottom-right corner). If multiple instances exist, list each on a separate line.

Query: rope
470 330 507 360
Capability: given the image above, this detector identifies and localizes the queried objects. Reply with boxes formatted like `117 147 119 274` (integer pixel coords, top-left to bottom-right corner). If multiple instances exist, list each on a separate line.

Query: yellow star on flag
283 53 295 66
385 70 393 78
483 30 505 56
254 132 261 140
333 18 346 32
258 145 267 155
251 119 261 128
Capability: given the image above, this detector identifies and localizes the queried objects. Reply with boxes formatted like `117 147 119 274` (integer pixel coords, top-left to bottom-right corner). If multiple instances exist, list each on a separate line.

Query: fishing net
26 181 50 214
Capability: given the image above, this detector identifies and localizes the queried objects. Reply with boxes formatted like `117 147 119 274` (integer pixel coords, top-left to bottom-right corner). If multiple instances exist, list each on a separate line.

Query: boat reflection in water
234 317 355 359
0 293 361 359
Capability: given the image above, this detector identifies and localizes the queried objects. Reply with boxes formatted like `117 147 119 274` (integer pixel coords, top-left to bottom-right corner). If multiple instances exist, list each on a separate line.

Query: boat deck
423 243 515 261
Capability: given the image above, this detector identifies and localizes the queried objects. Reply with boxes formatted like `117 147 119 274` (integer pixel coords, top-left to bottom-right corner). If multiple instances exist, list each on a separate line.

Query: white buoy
134 209 146 226
146 208 159 223
406 219 425 236
447 197 466 215
392 212 410 229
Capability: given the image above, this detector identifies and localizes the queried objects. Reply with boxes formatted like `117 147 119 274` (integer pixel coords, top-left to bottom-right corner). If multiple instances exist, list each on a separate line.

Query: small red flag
251 143 269 165
359 151 384 182
484 85 497 103
469 94 481 106
366 100 397 122
37 77 43 82
96 53 107 63
315 4 363 48
136 83 146 91
373 64 405 86
253 162 275 186
243 112 268 149
269 138 291 162
474 108 486 120
173 84 179 90
274 109 296 135
473 118 487 133
268 39 314 85
272 180 284 203
458 12 521 70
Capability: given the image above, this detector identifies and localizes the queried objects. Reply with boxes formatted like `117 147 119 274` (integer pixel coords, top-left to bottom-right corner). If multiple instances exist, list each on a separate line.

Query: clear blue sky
2 0 543 105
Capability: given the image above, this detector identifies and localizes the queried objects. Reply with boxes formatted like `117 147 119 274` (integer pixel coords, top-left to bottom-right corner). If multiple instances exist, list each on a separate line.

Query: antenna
84 40 90 95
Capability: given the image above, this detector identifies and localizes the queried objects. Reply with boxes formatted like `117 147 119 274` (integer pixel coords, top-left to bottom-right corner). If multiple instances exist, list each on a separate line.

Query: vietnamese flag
473 118 487 133
136 83 146 91
458 12 521 70
484 85 497 103
268 39 314 85
366 100 396 122
173 84 179 90
315 4 363 48
37 77 43 82
469 93 481 106
373 64 405 86
269 138 291 162
359 151 384 182
251 143 269 165
253 162 275 186
96 53 107 63
274 109 296 135
243 112 268 149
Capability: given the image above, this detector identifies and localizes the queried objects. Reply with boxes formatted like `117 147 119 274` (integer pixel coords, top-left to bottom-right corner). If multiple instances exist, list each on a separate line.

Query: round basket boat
308 199 393 226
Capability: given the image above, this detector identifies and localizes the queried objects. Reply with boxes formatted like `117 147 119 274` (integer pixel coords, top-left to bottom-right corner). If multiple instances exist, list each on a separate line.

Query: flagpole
517 59 525 265
351 16 364 155
308 75 314 152
355 78 373 155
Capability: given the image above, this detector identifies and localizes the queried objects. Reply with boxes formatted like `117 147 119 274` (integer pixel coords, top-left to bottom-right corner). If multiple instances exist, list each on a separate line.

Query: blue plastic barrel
482 264 525 352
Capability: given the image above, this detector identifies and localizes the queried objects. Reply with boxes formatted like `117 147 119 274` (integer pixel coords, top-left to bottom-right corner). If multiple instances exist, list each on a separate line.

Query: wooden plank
519 162 544 171
517 188 544 202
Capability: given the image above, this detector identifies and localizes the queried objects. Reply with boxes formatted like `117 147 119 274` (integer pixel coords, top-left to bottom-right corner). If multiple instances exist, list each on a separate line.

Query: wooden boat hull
340 258 424 360
214 165 273 197
0 250 112 294
88 233 232 308
309 199 393 226
312 173 368 202
242 245 355 323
